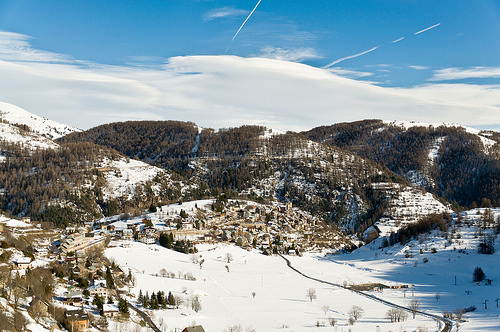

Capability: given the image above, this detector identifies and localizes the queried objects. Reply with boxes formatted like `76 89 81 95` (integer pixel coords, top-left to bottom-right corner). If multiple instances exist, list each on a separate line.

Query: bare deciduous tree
348 305 364 322
190 295 202 313
409 299 420 319
322 305 330 315
173 295 183 309
386 308 408 322
455 308 465 322
306 288 317 302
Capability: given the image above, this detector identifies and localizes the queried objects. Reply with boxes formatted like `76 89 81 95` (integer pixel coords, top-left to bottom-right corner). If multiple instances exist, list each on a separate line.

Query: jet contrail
414 23 441 35
323 46 379 69
232 0 262 41
323 22 441 68
391 37 405 43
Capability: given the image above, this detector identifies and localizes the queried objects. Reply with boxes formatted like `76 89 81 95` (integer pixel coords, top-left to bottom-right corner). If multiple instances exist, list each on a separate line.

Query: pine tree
168 291 175 306
118 297 129 316
105 266 114 289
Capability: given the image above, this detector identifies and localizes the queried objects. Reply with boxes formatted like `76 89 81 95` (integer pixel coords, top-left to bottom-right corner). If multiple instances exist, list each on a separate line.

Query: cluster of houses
85 200 332 255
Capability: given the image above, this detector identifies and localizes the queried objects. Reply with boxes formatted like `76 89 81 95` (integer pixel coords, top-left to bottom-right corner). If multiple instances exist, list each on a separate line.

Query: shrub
473 267 485 282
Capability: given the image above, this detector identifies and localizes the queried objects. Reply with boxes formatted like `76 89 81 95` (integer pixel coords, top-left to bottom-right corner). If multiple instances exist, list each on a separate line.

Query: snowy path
279 254 452 332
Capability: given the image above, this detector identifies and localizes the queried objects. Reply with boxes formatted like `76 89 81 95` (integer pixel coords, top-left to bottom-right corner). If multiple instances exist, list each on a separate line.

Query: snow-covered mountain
0 101 80 140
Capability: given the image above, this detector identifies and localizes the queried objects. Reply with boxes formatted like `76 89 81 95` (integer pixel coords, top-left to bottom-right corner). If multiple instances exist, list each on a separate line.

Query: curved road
279 255 452 332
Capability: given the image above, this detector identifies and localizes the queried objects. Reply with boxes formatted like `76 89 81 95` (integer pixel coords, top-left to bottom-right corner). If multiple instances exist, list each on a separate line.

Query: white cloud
409 65 429 70
204 7 248 21
0 31 74 63
258 47 322 62
325 68 374 79
430 66 500 81
0 31 498 131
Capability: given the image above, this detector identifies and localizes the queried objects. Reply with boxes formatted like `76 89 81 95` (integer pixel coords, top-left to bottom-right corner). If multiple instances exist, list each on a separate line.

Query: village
0 199 348 331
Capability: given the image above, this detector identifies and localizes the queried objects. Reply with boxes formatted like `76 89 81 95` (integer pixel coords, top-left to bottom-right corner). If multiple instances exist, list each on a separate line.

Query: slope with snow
293 208 500 332
106 242 437 332
369 184 451 238
0 121 58 150
0 102 80 140
385 120 497 153
96 157 181 201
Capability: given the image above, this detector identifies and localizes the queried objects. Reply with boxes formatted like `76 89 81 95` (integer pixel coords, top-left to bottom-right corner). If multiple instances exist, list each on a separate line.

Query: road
128 303 162 332
279 255 452 332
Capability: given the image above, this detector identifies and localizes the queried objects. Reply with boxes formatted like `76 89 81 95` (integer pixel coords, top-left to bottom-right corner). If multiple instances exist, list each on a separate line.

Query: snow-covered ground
106 208 499 332
0 122 59 150
97 157 176 200
107 242 437 332
0 102 79 139
293 208 500 332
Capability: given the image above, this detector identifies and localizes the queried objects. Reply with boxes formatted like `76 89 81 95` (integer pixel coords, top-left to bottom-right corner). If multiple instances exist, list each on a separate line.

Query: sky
0 0 499 131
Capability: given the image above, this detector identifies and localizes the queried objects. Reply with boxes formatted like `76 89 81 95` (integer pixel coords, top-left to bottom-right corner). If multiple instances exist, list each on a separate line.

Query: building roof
14 257 31 264
65 309 89 321
183 326 206 332
103 304 118 312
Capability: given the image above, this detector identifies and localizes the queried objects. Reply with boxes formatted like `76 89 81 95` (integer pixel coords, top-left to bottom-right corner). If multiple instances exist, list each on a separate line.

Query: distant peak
0 102 80 139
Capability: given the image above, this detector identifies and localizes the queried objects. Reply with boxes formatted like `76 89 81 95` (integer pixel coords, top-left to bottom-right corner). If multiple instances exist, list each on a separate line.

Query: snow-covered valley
103 208 500 332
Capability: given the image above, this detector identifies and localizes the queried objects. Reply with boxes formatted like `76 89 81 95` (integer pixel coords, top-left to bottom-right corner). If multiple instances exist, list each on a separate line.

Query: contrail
414 23 441 35
323 22 441 68
232 0 262 41
323 46 379 69
391 37 405 43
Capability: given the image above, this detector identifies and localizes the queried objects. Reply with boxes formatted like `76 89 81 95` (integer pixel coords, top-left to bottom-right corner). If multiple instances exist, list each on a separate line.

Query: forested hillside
60 122 412 234
0 140 183 226
303 120 500 208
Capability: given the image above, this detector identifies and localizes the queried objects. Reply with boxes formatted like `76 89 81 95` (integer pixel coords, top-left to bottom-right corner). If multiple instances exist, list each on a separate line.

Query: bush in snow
473 267 485 282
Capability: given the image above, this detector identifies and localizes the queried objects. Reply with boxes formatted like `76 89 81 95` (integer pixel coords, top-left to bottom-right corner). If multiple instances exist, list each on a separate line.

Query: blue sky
0 0 498 130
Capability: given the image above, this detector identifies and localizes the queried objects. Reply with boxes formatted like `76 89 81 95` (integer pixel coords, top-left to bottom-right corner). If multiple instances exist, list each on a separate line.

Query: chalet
102 304 119 317
62 291 84 307
13 257 31 269
142 227 156 237
112 266 125 278
181 221 194 230
34 247 49 258
65 309 89 331
122 229 133 241
87 284 108 298
72 266 82 275
182 326 206 332
138 235 155 245
28 297 49 317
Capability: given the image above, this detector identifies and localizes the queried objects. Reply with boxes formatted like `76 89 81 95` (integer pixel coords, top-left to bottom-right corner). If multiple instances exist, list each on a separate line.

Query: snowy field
106 208 500 332
292 209 500 332
106 242 437 332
